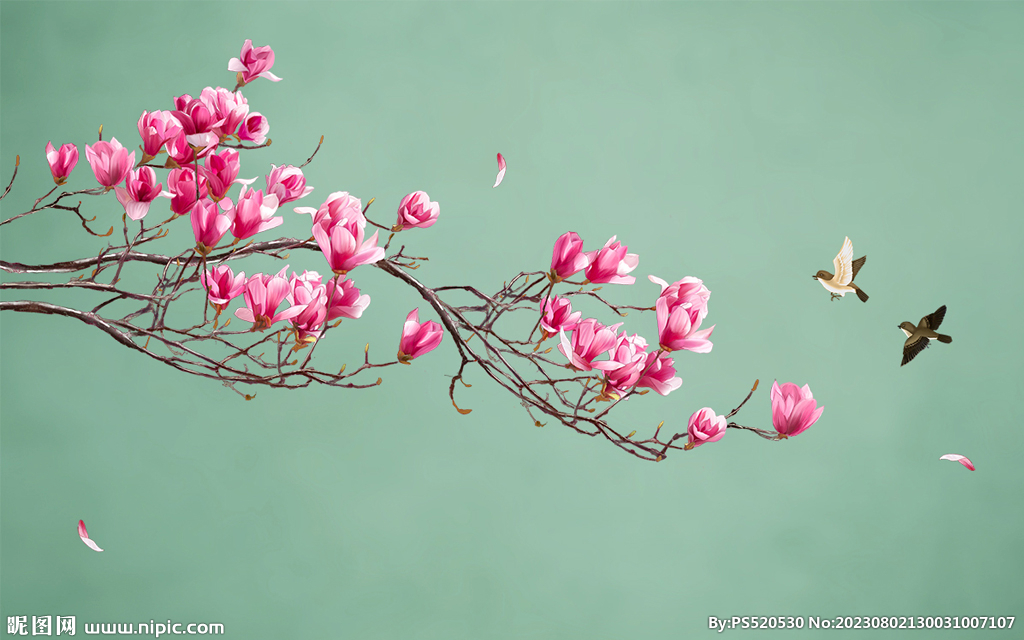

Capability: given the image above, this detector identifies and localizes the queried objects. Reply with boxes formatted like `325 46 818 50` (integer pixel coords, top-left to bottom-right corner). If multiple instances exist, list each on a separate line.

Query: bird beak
811 275 817 280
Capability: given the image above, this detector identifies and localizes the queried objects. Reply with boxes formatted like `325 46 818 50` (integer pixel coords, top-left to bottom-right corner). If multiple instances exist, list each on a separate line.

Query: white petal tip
939 454 975 471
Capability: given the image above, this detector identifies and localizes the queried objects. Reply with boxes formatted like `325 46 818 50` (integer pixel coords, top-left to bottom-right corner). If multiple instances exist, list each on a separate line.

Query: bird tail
936 334 952 344
852 284 869 302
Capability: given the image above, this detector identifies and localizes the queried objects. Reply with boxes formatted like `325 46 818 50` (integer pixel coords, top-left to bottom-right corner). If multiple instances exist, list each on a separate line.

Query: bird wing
925 305 947 331
833 237 854 285
901 335 930 366
851 255 866 279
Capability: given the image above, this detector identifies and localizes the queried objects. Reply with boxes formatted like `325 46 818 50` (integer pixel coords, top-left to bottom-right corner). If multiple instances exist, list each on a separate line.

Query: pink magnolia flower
45 142 78 185
636 350 682 396
685 407 727 449
201 264 246 312
229 40 282 85
326 277 371 320
770 381 824 438
539 296 581 338
649 274 711 321
164 132 198 168
137 110 182 161
286 271 328 343
114 167 171 221
558 318 624 372
394 191 439 230
584 236 639 285
225 187 282 240
265 165 313 205
171 93 222 152
295 191 365 229
549 231 590 282
601 332 650 399
167 167 209 216
84 138 135 189
238 112 269 145
191 199 233 255
201 149 254 201
397 308 443 363
655 296 715 353
200 87 249 139
234 267 302 331
311 213 384 276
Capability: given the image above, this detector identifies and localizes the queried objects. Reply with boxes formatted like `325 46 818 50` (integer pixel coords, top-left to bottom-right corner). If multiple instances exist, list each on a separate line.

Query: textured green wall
2 2 1022 638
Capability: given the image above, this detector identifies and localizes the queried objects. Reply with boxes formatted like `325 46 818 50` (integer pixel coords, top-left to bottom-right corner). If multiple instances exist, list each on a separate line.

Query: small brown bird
813 237 868 302
899 305 952 366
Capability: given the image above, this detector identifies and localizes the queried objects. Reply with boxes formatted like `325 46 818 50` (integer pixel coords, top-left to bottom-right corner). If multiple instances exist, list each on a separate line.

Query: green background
2 2 1022 638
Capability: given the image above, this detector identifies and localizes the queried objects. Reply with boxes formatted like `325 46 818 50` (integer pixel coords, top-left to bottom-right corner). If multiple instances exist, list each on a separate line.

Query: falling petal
939 454 975 471
78 519 104 552
492 153 506 188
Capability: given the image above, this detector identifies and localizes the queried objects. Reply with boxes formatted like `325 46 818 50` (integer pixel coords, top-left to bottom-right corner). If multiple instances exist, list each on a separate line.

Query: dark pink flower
549 231 590 282
539 296 581 338
225 187 282 240
234 268 303 331
200 87 249 139
649 275 711 322
238 113 269 145
326 277 370 321
201 264 246 312
114 167 170 221
201 149 254 201
45 142 78 185
397 308 443 363
655 297 714 353
636 350 682 396
311 209 384 276
600 332 650 399
167 167 209 216
584 236 638 285
557 318 623 372
685 408 727 449
191 199 232 255
286 271 329 343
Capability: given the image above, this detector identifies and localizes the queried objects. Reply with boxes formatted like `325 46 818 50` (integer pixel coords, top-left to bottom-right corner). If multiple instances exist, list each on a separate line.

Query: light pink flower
84 138 134 189
295 191 365 229
636 350 682 396
201 264 246 311
114 167 170 221
311 212 384 275
394 191 439 230
45 142 78 185
200 87 249 139
584 236 639 285
397 308 444 363
655 296 715 353
167 167 209 216
685 407 727 449
191 199 233 255
549 231 590 282
326 277 371 320
770 381 824 438
225 187 282 240
601 332 650 399
234 267 302 331
539 296 581 338
228 40 282 85
649 274 711 322
265 164 313 204
137 110 182 161
286 271 328 343
201 148 255 201
558 318 624 372
238 113 269 145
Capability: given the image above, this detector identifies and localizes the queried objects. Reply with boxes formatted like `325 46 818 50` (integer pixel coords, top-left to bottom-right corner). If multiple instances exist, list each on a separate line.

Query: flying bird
813 237 868 302
899 305 952 366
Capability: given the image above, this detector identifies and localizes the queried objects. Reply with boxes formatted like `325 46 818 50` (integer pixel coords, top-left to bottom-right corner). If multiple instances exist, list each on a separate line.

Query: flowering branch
0 40 825 462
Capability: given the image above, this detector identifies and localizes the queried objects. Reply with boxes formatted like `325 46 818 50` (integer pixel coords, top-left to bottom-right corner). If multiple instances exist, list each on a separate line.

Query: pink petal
939 454 975 471
78 519 103 552
492 153 506 188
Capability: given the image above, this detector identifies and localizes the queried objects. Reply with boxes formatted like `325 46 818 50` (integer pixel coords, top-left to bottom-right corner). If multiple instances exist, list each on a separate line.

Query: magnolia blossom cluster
43 40 446 365
543 231 715 400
